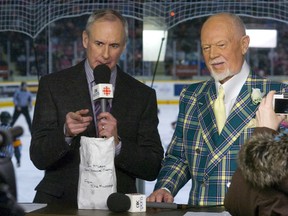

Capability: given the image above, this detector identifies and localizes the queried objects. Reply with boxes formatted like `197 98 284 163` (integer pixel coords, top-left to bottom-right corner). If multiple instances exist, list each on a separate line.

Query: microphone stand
151 36 165 89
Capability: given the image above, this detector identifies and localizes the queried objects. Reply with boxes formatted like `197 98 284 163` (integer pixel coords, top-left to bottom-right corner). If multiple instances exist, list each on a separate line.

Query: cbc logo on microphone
126 193 146 212
102 85 112 96
136 195 145 211
92 83 113 100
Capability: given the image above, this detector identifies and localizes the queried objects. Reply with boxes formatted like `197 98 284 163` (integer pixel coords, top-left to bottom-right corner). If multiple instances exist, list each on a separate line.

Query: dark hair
0 111 11 124
21 81 27 88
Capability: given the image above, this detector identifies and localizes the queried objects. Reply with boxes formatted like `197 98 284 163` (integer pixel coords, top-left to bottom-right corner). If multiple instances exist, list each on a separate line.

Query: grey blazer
30 60 163 206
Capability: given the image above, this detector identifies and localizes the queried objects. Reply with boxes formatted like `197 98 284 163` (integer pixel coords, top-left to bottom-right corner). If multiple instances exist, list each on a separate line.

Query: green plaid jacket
155 73 288 205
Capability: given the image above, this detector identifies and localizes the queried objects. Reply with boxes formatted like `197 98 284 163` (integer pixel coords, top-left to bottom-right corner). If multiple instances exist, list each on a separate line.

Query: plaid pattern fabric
155 73 288 205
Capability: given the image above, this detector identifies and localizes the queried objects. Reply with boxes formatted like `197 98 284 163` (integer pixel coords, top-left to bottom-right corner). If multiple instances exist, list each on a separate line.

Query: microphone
0 126 24 146
146 201 224 210
107 193 146 212
146 201 204 209
92 64 113 113
107 192 224 213
106 192 131 212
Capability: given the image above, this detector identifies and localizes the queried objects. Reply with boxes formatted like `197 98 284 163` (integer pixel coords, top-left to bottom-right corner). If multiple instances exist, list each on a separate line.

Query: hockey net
0 1 288 38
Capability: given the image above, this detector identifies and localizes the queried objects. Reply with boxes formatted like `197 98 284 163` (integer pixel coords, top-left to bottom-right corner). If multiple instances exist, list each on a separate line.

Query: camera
273 94 288 115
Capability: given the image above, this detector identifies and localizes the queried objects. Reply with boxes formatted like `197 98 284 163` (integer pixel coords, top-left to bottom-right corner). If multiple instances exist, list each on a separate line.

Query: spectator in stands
30 9 163 206
224 91 288 215
10 81 33 133
147 12 288 206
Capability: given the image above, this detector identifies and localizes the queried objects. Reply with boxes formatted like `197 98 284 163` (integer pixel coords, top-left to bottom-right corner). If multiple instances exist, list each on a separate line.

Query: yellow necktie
214 86 226 133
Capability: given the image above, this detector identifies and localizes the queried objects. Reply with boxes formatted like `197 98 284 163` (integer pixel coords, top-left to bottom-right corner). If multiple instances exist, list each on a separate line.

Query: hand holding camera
273 93 288 115
256 91 286 130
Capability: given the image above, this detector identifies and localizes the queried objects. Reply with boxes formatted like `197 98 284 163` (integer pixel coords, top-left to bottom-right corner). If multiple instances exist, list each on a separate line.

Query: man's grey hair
85 9 128 43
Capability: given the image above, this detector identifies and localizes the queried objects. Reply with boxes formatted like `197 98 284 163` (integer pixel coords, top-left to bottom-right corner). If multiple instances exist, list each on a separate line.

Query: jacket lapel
110 67 130 118
203 74 261 180
197 80 218 150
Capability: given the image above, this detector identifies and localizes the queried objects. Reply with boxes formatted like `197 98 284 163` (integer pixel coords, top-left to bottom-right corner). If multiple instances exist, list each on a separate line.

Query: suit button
196 148 200 154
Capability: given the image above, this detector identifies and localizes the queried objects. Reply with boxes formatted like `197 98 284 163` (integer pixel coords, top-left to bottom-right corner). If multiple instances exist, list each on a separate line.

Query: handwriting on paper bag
85 164 113 173
83 163 114 189
84 179 113 189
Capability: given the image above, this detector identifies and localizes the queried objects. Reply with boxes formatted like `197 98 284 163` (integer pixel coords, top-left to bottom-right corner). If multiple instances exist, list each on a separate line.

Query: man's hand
256 91 286 130
146 189 174 203
97 112 120 144
65 109 92 137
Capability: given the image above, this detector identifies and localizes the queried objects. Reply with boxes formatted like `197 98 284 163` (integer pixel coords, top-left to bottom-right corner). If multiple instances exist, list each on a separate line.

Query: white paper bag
77 136 117 209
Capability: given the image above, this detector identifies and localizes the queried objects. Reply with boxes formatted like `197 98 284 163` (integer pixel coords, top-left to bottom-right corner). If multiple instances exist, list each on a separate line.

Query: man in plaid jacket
147 12 288 206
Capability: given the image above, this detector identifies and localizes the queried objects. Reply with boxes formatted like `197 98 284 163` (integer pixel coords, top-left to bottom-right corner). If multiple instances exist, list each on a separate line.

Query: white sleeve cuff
161 187 171 194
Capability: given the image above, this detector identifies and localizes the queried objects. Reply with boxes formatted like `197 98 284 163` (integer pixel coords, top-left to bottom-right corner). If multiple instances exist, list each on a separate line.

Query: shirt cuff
64 125 73 145
161 187 172 194
115 141 122 156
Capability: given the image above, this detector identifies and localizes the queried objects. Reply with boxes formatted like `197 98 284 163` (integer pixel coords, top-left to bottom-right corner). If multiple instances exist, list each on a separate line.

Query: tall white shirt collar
215 60 250 117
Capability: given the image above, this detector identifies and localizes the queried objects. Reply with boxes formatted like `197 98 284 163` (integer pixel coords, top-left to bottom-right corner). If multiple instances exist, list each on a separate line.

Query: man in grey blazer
30 9 164 206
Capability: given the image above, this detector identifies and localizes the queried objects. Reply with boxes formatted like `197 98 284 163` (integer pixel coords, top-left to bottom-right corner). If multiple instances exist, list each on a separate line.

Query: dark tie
95 99 111 115
94 100 101 136
94 100 101 119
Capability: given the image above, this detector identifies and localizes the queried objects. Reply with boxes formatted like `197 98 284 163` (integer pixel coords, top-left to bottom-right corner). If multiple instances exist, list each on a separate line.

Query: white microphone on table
107 192 192 213
107 192 146 213
106 192 224 213
92 64 113 113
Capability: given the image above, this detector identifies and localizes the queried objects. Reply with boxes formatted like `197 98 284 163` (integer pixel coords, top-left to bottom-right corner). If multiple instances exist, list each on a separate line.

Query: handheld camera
273 93 288 115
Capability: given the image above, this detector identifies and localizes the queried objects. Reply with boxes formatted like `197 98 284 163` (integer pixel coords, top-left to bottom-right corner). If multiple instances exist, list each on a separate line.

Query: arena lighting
143 29 168 61
246 29 277 48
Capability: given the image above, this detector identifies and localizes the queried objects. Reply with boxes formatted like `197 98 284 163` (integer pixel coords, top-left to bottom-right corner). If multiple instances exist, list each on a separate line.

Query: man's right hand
146 189 174 203
65 109 92 137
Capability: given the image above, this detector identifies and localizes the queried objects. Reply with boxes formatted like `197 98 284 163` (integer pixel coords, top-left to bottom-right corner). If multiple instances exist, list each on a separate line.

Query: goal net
0 1 288 38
